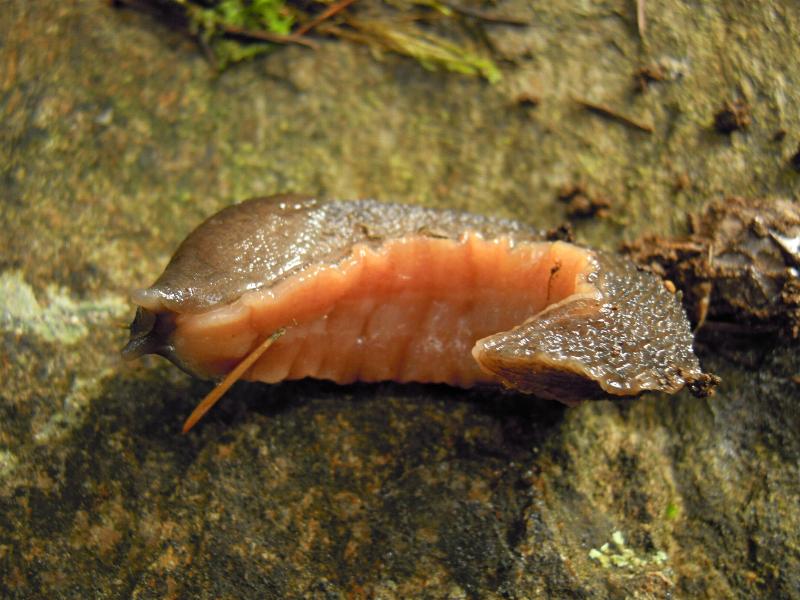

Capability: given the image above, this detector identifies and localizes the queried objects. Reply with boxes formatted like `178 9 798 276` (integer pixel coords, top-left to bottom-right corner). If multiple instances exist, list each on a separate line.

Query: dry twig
636 0 646 39
574 97 654 133
295 0 358 36
223 24 318 48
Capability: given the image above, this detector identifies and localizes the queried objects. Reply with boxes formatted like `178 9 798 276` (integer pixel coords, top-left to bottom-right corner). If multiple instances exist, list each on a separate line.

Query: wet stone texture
1 0 799 598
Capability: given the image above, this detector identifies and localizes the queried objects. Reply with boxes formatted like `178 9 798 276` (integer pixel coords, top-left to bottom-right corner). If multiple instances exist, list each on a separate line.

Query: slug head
121 306 183 369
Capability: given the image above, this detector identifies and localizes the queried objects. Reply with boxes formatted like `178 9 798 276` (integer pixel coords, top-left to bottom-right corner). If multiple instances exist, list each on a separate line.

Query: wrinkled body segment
124 196 714 405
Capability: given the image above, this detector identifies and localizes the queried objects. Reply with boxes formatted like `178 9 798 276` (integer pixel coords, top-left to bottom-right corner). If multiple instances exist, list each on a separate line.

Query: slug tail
472 251 716 402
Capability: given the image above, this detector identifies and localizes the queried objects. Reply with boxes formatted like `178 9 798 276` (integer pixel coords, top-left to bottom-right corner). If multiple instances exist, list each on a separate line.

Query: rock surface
1 1 799 598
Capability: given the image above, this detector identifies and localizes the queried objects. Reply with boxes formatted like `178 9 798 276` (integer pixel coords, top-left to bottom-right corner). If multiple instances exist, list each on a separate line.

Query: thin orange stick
182 328 286 434
294 0 358 36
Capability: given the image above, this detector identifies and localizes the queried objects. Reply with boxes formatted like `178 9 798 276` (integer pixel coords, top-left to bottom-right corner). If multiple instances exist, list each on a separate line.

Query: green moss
665 502 680 520
214 0 294 33
186 0 294 34
182 0 295 68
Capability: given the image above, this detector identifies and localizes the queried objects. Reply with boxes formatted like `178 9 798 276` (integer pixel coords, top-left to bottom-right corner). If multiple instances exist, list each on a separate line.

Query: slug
123 195 716 431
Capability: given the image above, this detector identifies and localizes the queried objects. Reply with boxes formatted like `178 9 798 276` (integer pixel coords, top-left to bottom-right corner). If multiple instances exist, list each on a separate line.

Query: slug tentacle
123 196 714 429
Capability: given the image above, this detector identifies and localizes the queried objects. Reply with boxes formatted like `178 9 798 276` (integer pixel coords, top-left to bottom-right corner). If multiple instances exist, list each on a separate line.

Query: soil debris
513 90 541 108
790 143 800 172
623 197 800 338
634 64 667 93
545 222 575 243
672 172 691 192
574 97 655 133
713 100 750 134
558 183 612 219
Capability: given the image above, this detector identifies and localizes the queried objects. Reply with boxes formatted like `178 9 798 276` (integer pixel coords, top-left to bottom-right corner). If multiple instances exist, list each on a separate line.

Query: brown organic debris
293 0 357 36
513 91 541 108
545 222 575 243
222 25 318 48
439 1 529 26
623 197 800 338
790 143 800 172
635 0 646 40
713 100 750 134
634 64 667 93
574 97 655 133
558 183 612 219
673 172 691 192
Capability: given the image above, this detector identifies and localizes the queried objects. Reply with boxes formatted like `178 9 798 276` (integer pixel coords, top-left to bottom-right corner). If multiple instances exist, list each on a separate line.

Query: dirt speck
713 100 750 134
558 183 612 219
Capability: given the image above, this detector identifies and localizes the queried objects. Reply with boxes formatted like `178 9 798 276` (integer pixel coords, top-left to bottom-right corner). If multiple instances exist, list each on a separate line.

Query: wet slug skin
123 195 716 424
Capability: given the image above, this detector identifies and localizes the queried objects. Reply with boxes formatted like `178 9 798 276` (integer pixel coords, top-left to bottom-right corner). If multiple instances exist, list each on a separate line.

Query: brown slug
122 195 716 431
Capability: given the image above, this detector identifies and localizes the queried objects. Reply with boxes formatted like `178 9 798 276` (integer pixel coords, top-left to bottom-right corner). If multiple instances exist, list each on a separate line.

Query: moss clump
181 0 295 67
665 502 679 520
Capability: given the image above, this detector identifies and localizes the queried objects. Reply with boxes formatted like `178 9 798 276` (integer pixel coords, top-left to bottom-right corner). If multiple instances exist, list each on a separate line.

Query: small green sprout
665 502 679 520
